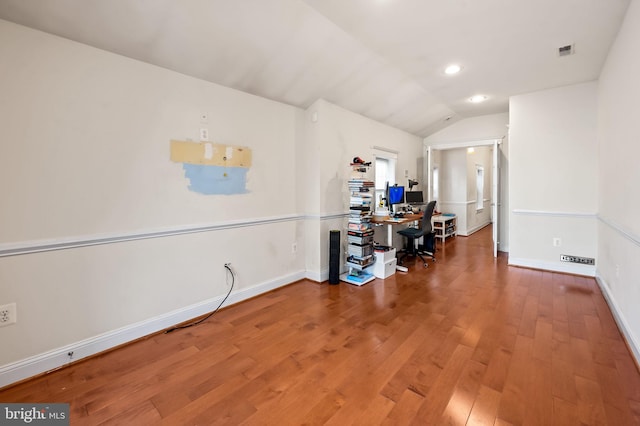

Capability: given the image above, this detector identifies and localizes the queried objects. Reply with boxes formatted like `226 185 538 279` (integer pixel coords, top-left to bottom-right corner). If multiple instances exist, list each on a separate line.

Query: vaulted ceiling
0 0 630 137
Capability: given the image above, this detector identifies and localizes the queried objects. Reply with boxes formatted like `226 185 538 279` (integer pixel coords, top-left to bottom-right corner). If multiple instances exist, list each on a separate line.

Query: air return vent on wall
560 254 595 265
558 44 575 57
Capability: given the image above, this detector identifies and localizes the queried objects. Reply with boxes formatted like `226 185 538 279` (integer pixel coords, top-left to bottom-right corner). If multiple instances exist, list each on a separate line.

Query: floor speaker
329 230 340 284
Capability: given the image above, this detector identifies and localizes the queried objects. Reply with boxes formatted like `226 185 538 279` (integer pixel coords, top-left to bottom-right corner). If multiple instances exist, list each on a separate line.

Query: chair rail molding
512 209 597 218
0 214 304 258
598 215 640 248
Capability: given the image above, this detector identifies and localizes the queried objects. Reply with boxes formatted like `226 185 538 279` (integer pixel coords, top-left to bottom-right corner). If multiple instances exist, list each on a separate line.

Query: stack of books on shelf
341 162 376 286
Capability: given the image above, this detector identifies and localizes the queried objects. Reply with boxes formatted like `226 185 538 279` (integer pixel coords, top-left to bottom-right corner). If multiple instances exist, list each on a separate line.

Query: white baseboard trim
595 274 640 367
461 221 491 237
305 267 329 283
508 257 595 277
0 270 305 389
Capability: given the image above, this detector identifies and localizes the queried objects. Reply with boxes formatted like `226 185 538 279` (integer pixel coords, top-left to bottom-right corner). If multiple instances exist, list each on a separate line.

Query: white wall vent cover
560 254 595 265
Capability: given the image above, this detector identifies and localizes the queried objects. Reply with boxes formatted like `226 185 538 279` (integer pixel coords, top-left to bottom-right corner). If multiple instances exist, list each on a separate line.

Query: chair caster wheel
423 263 428 268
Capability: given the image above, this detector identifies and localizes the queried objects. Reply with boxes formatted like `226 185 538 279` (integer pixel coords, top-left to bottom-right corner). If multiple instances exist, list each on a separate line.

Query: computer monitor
387 185 405 206
405 190 424 205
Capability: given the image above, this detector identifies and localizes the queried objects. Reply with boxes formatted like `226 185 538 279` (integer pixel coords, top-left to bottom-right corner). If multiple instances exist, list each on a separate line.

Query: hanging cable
165 263 235 333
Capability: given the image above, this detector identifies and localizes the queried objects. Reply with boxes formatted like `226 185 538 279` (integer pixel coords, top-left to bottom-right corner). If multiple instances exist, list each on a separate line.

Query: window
374 151 396 211
476 165 484 211
432 166 439 204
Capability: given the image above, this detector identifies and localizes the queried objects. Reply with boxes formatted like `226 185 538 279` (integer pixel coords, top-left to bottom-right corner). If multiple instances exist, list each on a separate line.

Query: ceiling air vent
558 44 575 57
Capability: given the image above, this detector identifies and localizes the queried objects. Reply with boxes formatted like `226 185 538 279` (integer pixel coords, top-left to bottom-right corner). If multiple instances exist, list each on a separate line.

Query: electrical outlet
553 237 561 247
0 303 17 327
200 128 209 141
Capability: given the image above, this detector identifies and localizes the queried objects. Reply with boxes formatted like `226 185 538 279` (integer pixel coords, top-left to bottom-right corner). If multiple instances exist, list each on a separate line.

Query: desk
372 214 423 247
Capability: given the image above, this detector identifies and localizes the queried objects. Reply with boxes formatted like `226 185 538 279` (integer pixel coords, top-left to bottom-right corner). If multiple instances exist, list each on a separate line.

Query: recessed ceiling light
469 95 488 103
444 64 461 75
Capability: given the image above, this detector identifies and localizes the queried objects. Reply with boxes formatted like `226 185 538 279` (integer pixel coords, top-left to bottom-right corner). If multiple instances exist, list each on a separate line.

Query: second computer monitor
405 190 424 205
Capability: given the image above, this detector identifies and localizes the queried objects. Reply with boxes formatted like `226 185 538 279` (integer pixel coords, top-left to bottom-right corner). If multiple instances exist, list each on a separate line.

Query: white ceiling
0 0 630 137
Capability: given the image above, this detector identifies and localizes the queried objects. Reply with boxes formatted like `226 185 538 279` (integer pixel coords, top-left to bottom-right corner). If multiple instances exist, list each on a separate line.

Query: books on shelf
348 237 373 246
347 222 371 231
347 228 374 236
346 255 374 269
345 271 374 283
347 244 373 257
341 159 376 286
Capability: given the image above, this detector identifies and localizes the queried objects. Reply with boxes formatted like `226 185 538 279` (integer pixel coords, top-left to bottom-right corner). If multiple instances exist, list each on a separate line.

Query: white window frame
372 148 397 211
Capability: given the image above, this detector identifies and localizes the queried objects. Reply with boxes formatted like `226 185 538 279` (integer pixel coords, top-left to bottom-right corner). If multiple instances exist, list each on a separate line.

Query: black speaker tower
329 230 340 284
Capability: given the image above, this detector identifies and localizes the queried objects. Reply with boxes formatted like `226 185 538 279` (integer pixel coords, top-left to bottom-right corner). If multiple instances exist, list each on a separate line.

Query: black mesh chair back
397 200 437 268
421 201 437 233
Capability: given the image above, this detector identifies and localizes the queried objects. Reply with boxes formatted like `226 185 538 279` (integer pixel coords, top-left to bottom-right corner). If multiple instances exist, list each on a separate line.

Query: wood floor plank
381 388 424 425
550 357 578 404
481 346 512 393
551 397 580 426
439 360 486 425
1 225 639 425
496 335 534 425
411 344 475 424
522 358 553 426
532 319 553 363
467 385 501 426
595 363 638 425
575 375 609 425
351 394 396 425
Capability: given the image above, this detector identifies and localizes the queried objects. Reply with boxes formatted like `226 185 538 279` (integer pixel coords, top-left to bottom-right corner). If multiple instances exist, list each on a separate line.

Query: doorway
425 139 504 257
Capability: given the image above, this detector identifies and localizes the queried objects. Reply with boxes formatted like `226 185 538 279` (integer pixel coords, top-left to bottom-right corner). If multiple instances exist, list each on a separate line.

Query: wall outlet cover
0 303 17 327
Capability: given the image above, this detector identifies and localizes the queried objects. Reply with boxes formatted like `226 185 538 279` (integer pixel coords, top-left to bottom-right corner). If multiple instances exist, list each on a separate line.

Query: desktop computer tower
329 230 340 284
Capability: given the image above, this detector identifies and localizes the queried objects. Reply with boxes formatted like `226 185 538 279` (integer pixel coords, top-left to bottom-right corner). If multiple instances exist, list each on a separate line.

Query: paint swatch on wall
170 140 252 195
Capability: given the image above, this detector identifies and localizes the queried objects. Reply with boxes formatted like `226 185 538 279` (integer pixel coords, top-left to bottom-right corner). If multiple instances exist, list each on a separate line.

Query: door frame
424 138 503 256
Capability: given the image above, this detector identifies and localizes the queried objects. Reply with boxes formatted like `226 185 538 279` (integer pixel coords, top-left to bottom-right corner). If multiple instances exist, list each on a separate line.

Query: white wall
424 113 509 251
509 82 598 275
304 99 423 280
439 149 468 232
596 0 640 362
0 20 306 386
0 21 424 385
436 147 492 236
425 113 509 144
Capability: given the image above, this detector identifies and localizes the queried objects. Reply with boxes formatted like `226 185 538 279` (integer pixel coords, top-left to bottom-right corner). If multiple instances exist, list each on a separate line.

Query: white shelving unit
340 161 376 286
432 214 457 245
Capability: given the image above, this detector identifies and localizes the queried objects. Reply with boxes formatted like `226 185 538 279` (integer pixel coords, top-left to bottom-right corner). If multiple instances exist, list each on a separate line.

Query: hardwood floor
2 225 640 425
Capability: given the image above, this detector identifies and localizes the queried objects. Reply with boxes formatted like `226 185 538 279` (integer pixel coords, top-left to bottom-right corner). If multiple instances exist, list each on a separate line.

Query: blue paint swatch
182 164 249 195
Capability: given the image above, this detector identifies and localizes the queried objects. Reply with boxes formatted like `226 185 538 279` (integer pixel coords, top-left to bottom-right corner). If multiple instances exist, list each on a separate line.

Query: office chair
396 200 437 268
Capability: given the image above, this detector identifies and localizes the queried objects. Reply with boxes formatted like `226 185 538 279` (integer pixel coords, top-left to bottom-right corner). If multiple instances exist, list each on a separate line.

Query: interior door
492 140 500 257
